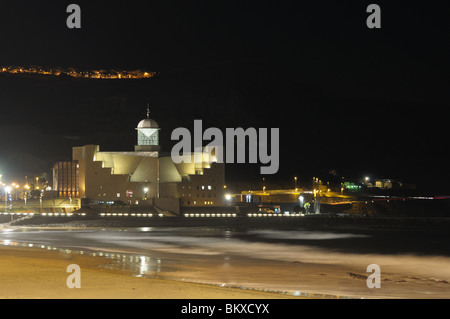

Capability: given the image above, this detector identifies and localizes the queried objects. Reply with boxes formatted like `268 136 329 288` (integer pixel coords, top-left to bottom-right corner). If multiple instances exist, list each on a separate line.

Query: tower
135 105 161 152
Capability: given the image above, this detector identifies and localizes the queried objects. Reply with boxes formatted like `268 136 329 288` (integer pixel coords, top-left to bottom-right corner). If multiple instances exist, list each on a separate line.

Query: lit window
201 186 205 190
207 185 212 190
117 193 120 198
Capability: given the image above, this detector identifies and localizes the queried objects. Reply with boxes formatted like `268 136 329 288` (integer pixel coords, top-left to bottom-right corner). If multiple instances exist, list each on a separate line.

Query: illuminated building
375 179 416 190
53 109 225 214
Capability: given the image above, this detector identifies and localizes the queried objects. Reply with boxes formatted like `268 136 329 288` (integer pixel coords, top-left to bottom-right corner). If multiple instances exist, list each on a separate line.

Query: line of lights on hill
0 66 157 79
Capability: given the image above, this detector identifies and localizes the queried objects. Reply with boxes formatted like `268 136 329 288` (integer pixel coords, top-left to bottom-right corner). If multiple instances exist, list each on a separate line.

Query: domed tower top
137 106 159 128
135 104 160 152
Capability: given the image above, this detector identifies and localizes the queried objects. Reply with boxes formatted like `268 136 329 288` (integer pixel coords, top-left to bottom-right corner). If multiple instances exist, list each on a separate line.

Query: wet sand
0 246 302 299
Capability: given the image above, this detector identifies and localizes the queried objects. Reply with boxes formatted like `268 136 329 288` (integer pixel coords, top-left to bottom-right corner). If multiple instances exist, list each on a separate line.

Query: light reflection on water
101 253 163 278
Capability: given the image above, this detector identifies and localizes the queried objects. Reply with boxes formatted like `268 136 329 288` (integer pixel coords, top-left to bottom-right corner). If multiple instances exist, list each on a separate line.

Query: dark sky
0 1 449 192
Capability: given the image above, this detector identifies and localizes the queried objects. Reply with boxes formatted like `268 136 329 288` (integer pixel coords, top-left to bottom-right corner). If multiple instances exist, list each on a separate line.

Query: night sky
0 1 449 192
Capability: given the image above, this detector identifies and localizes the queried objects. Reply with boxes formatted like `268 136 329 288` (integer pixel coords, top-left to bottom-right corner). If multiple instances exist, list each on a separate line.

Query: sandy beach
0 246 302 299
1 226 449 299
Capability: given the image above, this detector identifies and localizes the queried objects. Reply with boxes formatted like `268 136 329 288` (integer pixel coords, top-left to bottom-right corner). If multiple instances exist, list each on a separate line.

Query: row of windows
181 193 217 198
182 185 216 190
186 201 214 205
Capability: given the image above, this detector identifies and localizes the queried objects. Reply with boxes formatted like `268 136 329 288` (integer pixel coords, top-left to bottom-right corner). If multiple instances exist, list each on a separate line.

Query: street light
39 190 44 213
143 187 149 200
5 186 11 217
24 184 30 206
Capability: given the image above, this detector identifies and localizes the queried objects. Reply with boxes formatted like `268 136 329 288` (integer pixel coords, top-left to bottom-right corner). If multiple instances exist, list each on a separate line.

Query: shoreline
7 215 450 230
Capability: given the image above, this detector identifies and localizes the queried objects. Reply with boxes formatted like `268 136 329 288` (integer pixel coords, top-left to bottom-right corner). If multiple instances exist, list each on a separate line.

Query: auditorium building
52 109 225 215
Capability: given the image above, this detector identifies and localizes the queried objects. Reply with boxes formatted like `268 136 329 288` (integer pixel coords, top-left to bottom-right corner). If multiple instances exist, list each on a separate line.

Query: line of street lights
1 182 34 220
1 183 32 202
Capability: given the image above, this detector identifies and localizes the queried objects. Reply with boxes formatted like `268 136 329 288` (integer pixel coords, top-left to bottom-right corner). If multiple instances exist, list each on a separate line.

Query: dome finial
146 103 150 119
